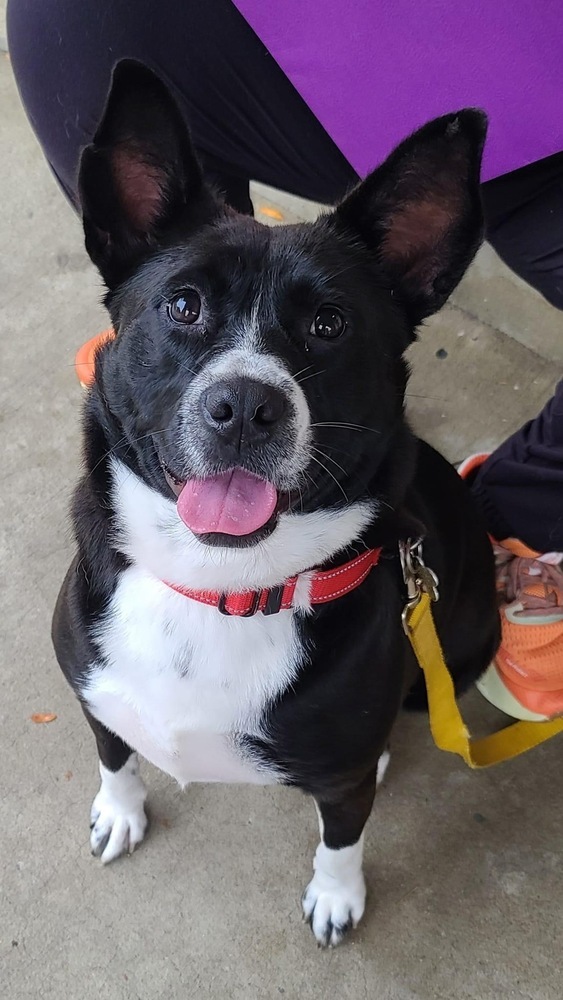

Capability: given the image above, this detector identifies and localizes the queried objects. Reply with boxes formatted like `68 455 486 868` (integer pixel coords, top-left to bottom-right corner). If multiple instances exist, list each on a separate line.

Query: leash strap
406 592 563 768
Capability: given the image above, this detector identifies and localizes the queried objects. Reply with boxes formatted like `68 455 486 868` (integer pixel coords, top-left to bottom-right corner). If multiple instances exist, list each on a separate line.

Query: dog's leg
302 764 384 948
83 707 148 864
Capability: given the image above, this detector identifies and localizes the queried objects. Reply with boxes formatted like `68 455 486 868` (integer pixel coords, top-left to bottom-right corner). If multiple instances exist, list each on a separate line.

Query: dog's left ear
79 60 220 287
336 110 487 324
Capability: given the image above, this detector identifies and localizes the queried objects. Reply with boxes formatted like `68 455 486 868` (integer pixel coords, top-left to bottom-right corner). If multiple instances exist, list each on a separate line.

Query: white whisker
310 454 349 503
311 445 349 479
311 421 381 435
296 369 326 385
292 364 314 381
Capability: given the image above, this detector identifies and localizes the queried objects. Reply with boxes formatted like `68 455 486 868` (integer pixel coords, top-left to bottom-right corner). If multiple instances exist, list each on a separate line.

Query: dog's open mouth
162 463 281 541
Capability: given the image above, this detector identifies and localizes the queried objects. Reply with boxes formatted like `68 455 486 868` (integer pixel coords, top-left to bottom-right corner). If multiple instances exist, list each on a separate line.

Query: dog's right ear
79 60 219 288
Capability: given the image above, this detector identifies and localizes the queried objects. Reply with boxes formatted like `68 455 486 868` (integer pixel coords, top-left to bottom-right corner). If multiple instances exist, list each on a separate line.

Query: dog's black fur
53 62 499 944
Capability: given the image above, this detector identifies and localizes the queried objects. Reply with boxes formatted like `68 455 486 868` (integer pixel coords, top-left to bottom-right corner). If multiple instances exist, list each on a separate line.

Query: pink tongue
177 469 278 536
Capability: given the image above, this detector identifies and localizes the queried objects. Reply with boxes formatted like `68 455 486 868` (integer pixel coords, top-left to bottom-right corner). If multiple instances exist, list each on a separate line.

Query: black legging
7 0 563 550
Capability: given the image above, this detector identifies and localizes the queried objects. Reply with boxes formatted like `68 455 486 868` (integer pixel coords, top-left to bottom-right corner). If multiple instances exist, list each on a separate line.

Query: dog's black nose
201 378 287 443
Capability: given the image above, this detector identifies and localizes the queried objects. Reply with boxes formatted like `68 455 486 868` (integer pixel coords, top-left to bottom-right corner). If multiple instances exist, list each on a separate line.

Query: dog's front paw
89 756 148 864
302 869 366 948
90 796 148 864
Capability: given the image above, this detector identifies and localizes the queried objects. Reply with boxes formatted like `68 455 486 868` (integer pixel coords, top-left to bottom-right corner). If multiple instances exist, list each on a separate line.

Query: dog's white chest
83 566 302 785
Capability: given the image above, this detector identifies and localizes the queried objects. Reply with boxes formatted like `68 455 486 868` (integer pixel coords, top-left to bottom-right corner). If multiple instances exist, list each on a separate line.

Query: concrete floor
1 53 562 1000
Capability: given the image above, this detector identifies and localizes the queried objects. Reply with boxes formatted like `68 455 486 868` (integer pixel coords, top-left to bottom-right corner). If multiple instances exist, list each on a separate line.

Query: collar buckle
218 590 262 617
262 585 285 616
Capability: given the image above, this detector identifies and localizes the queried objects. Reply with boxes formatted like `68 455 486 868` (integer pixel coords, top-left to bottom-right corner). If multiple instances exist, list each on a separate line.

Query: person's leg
7 0 357 213
482 153 563 310
474 158 563 552
466 159 563 719
471 382 563 551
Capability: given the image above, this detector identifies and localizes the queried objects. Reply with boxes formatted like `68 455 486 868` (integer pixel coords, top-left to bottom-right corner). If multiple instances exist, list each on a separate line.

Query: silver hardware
400 539 440 633
416 564 439 603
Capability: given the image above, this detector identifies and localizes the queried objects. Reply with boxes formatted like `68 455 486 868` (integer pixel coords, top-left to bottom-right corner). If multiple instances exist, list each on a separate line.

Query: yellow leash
401 542 563 768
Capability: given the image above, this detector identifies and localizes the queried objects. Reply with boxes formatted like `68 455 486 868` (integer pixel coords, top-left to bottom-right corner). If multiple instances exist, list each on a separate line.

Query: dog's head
79 61 486 555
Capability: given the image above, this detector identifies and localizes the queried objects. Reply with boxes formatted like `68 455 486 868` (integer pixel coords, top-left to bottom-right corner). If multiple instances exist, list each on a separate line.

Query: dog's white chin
110 457 377 592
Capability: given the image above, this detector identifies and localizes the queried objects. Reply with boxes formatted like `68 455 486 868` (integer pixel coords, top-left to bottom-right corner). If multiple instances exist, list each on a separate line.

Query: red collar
164 547 382 617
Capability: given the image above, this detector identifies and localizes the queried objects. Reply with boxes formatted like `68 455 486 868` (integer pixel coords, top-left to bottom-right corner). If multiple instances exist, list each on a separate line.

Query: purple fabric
234 0 563 181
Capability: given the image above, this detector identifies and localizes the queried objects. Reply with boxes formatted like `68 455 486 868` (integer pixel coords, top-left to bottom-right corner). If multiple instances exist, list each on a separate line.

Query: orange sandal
459 454 563 721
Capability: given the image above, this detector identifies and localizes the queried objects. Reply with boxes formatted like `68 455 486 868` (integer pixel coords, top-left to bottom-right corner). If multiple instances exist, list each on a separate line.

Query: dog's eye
310 306 346 340
168 290 201 325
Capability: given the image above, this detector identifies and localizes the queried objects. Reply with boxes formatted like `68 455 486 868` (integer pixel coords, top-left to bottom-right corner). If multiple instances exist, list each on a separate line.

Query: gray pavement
1 54 562 1000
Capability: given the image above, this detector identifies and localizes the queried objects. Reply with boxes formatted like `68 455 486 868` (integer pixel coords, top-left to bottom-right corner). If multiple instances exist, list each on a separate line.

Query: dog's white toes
89 756 148 864
302 872 366 948
90 800 148 863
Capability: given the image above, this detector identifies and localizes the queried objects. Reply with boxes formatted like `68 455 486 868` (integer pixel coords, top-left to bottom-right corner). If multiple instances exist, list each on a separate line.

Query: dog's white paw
302 839 366 947
302 870 366 947
89 755 148 864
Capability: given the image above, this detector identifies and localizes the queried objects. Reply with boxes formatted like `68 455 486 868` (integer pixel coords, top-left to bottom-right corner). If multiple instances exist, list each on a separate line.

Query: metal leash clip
400 539 440 634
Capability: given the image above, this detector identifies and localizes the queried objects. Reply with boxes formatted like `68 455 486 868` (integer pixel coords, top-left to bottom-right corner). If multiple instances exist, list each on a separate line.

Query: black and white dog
53 62 499 947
